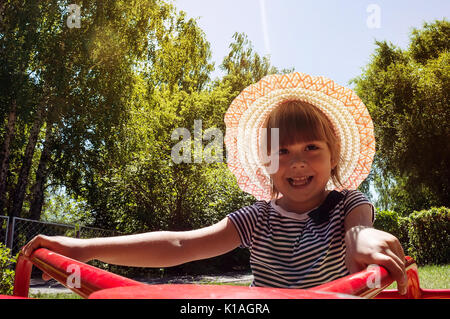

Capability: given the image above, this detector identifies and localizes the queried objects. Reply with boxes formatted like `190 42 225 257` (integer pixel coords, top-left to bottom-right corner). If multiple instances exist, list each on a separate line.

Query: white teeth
289 176 312 186
292 177 309 182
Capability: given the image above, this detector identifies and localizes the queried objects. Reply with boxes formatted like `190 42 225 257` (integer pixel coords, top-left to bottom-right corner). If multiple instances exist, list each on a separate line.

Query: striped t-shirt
227 190 375 289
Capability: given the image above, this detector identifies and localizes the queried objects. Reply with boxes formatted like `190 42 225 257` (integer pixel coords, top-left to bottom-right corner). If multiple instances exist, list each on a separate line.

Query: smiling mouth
287 176 313 187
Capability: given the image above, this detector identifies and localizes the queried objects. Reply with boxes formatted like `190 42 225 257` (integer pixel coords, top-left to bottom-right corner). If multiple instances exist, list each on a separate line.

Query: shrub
0 243 17 295
374 209 410 252
374 207 449 265
407 207 450 265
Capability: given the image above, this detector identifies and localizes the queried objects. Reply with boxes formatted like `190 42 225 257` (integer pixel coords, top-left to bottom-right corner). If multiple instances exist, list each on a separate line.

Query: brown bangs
263 100 337 149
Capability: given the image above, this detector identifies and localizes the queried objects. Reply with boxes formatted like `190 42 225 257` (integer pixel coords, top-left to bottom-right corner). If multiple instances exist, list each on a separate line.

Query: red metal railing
311 256 450 299
4 248 450 299
12 248 145 299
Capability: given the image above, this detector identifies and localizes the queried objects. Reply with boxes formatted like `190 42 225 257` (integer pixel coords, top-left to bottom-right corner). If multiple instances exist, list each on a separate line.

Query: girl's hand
21 235 90 281
345 226 408 295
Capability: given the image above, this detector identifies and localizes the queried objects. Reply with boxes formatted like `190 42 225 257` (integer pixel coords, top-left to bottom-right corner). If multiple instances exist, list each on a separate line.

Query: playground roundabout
2 248 449 299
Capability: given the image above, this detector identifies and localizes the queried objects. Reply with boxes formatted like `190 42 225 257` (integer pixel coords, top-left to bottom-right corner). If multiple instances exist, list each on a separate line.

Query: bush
407 207 450 265
0 243 17 295
374 209 410 252
374 207 450 265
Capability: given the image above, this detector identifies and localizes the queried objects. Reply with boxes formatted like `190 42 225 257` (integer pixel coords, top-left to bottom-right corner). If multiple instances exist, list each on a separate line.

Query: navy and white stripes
227 190 374 289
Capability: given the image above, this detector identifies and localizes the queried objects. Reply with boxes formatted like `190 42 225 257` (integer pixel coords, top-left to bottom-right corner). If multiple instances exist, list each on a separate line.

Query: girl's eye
278 148 288 155
306 144 319 151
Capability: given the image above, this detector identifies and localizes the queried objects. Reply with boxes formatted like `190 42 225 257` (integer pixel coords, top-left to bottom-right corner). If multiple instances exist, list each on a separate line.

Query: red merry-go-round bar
2 248 449 299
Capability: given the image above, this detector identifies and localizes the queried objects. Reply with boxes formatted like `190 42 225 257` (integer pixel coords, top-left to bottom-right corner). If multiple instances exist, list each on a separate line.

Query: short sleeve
343 190 376 222
227 203 262 248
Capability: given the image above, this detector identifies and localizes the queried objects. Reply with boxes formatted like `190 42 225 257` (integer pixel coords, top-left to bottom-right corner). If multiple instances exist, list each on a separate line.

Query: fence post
75 224 80 238
6 217 15 250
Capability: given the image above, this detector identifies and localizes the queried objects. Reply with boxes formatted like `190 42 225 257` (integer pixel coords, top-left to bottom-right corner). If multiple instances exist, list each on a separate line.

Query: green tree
352 19 450 214
82 31 286 233
0 0 169 224
215 32 292 98
1 1 293 241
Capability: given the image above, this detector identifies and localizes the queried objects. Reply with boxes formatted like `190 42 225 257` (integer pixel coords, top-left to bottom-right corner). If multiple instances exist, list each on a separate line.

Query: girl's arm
344 204 408 295
22 217 241 268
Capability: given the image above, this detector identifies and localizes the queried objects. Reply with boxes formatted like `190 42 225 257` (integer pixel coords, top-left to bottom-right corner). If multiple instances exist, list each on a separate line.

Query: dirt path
29 272 253 295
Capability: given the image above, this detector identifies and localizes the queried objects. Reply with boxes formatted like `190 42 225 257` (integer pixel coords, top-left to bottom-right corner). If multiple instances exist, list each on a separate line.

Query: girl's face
270 140 337 213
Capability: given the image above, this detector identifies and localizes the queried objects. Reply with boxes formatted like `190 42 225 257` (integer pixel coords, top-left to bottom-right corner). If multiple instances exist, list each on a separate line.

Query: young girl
22 72 408 295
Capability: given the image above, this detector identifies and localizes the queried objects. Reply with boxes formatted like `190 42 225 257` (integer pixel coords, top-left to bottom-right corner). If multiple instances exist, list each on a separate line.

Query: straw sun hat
224 72 375 201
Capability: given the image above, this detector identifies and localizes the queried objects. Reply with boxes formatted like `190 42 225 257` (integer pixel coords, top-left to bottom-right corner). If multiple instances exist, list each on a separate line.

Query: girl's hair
262 100 344 199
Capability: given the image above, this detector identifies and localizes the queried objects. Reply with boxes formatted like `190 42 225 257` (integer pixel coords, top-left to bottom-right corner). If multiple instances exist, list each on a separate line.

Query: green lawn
30 292 83 299
386 264 450 290
30 264 449 299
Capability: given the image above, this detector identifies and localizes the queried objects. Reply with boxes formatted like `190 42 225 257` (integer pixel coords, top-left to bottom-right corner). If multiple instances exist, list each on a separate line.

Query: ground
29 271 254 295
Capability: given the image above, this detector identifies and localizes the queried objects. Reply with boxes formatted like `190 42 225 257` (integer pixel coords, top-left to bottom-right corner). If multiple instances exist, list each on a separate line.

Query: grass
386 264 450 290
29 264 449 299
30 291 83 299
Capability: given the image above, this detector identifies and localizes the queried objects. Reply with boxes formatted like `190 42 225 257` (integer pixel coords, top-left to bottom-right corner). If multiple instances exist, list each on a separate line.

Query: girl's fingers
22 238 38 256
385 239 408 294
387 240 406 270
21 239 35 256
22 235 50 257
371 251 407 295
383 247 406 274
42 273 52 281
21 235 63 282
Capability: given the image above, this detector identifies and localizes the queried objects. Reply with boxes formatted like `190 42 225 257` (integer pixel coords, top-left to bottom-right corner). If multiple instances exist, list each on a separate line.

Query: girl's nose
291 161 306 169
290 155 307 169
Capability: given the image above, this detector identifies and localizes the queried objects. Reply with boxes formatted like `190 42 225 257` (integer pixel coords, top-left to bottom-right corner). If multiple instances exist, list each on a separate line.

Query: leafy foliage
0 243 17 295
352 19 450 213
373 209 410 253
83 31 278 233
374 207 450 265
0 1 294 238
407 207 450 265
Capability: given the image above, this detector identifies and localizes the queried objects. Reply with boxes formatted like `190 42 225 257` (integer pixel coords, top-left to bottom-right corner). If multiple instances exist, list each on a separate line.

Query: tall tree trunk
9 103 46 219
0 99 17 215
29 121 53 220
170 166 188 231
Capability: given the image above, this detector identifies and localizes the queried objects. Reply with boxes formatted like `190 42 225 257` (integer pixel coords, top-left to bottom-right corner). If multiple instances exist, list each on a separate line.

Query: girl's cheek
308 151 329 161
276 151 330 166
277 156 291 167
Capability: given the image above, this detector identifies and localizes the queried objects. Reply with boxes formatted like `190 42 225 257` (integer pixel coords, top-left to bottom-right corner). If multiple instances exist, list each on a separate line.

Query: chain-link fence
0 216 137 278
2 216 121 256
0 216 168 279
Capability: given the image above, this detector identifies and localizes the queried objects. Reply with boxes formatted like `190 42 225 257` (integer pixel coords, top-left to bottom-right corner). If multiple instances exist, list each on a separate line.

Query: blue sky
175 0 449 87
